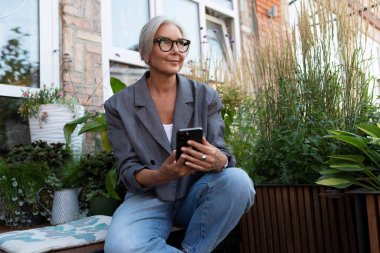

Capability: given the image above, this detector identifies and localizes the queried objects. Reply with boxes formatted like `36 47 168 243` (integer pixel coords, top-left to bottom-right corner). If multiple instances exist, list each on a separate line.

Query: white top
163 124 173 143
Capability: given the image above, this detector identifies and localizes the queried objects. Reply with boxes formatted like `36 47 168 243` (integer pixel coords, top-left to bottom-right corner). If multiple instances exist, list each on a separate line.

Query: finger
201 137 212 146
167 150 177 163
187 140 209 154
184 160 209 172
181 146 208 160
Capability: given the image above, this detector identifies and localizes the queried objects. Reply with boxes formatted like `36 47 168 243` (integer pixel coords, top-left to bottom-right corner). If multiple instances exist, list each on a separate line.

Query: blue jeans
104 167 255 253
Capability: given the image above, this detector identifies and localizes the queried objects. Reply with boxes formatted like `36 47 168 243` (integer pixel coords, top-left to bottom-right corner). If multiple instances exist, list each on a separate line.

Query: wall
61 0 103 112
239 0 285 49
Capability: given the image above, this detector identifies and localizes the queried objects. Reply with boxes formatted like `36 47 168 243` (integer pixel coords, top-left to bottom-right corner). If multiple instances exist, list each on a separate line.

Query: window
162 0 201 62
105 0 240 68
110 0 150 65
0 0 59 97
206 15 233 78
0 0 59 152
0 97 29 154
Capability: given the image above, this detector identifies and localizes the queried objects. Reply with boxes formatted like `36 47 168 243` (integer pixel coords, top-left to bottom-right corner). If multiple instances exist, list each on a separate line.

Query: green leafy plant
64 77 126 152
5 141 72 172
63 77 127 201
316 123 380 191
209 1 380 184
61 152 120 201
18 85 78 121
0 159 57 228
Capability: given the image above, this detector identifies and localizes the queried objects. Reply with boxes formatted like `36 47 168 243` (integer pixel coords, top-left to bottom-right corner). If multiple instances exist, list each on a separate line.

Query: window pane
0 97 30 155
163 0 201 62
209 0 233 9
0 0 40 87
206 20 227 70
111 0 149 51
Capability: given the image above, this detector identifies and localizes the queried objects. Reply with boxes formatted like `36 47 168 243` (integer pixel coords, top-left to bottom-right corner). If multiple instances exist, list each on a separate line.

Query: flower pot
28 104 84 155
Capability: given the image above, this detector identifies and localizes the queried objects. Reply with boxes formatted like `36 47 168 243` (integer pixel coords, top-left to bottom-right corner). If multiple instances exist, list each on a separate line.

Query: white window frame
103 0 240 66
205 14 234 64
0 0 60 98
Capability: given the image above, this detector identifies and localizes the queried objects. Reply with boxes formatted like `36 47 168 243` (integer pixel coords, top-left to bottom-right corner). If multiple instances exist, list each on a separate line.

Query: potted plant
62 77 126 213
18 85 84 155
62 152 121 216
0 141 71 228
316 123 380 253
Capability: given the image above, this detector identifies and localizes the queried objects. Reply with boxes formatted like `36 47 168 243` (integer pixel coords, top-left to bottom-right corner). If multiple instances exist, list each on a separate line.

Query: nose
171 42 180 53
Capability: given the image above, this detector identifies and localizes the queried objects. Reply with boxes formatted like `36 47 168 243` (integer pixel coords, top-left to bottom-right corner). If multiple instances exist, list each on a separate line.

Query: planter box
349 190 380 253
239 185 359 253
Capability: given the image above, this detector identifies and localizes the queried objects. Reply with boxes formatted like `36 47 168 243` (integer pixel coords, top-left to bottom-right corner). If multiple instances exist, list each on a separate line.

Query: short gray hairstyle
139 16 187 64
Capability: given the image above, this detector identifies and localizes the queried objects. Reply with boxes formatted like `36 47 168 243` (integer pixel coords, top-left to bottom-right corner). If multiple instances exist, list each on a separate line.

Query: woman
104 16 255 253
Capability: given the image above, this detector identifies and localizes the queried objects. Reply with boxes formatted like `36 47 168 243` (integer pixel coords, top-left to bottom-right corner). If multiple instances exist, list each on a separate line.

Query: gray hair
139 16 187 64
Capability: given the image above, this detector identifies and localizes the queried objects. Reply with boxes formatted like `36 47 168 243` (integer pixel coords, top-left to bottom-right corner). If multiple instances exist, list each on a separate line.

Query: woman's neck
147 71 177 94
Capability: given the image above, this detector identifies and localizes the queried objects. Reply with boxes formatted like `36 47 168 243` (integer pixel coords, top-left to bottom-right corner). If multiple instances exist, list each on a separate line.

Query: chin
162 67 182 75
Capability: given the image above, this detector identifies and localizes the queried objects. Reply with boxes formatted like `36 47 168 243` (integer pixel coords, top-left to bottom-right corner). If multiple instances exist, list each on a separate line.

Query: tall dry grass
189 0 380 183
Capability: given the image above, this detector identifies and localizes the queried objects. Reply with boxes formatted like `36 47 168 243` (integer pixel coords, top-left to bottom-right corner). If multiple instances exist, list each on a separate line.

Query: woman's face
148 23 187 76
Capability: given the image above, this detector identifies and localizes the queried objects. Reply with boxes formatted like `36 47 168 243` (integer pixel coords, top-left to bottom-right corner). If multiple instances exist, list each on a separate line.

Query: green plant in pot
0 141 70 228
63 77 126 214
316 123 380 191
62 152 120 215
18 85 84 154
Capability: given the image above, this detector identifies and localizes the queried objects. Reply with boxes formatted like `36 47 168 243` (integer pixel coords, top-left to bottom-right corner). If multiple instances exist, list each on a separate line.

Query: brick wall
61 0 103 112
239 0 286 47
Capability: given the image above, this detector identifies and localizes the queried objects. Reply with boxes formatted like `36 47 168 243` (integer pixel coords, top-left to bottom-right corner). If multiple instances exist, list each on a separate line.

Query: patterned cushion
0 215 111 253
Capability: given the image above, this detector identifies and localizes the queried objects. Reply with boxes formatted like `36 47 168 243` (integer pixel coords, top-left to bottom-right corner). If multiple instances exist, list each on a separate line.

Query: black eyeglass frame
153 37 191 53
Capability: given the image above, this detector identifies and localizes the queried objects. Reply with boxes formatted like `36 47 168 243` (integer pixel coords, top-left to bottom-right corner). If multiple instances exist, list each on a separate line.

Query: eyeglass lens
155 38 190 53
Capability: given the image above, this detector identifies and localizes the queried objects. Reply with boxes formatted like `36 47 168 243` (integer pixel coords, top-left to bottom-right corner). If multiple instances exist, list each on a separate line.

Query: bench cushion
0 215 111 253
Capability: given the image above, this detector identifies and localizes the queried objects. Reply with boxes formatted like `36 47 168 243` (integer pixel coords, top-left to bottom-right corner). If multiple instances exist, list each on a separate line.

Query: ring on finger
199 153 207 161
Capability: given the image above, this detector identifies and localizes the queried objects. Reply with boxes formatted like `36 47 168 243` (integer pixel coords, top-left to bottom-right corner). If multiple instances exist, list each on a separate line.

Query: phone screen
176 127 203 160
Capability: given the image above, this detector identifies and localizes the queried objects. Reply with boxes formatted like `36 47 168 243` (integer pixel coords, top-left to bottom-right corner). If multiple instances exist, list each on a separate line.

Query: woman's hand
156 151 195 181
134 151 194 188
180 137 228 172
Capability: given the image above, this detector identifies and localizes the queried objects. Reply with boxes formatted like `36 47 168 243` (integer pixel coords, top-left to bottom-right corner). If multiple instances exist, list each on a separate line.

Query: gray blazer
104 72 235 201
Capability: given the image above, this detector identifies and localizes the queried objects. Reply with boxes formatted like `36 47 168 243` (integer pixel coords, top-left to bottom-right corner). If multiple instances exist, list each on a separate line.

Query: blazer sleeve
206 90 236 168
104 99 153 194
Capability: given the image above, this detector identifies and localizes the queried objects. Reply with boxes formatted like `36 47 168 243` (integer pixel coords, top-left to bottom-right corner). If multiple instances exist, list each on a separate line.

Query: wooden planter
239 185 359 253
350 190 380 253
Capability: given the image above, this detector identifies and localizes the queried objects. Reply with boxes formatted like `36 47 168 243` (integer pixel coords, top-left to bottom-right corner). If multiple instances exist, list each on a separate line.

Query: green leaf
102 131 112 153
316 177 353 188
327 155 365 164
110 77 127 94
319 169 341 175
326 135 367 150
357 123 380 138
63 116 90 151
330 163 366 171
78 121 107 134
105 168 121 201
326 130 359 137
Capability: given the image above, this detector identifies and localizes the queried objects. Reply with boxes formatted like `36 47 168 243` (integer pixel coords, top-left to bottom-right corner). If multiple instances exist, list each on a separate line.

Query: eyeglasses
153 37 191 53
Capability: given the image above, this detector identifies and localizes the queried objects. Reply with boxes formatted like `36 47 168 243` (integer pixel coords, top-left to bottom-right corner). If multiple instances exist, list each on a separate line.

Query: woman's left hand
180 137 228 172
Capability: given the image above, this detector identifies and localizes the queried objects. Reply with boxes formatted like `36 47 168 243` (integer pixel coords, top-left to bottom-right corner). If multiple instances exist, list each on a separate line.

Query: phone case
176 127 203 160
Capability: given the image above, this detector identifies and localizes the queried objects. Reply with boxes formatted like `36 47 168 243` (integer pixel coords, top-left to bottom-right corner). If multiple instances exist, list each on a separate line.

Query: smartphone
176 127 203 160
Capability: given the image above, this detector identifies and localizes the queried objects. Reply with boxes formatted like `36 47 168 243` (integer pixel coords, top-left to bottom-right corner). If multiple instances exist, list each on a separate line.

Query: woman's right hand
156 150 195 182
134 151 194 188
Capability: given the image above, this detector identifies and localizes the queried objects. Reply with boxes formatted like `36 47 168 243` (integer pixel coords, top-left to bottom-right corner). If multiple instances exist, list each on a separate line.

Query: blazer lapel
171 74 194 150
135 74 172 155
